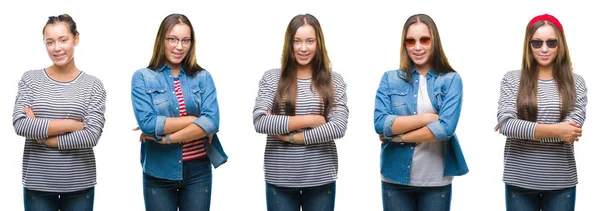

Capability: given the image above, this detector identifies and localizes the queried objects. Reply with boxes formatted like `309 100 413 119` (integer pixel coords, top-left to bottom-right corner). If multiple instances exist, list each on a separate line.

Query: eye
294 40 301 44
307 39 315 44
45 41 54 45
166 37 177 41
182 39 192 44
61 39 68 43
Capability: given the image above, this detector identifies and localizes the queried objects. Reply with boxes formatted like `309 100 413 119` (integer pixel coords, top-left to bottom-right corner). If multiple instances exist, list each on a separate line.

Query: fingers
494 125 499 132
132 127 140 131
208 135 213 144
24 106 35 118
567 121 580 128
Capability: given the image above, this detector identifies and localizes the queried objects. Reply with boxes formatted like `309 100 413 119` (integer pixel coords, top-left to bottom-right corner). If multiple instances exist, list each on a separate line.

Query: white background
1 0 598 210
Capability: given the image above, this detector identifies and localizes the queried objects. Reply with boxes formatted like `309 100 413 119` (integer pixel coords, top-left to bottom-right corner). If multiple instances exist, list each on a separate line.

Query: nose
541 43 549 52
175 40 184 50
300 42 308 51
54 42 62 51
414 42 423 51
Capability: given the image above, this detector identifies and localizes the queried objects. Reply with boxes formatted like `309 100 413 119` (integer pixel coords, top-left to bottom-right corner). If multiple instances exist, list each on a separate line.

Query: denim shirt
131 64 227 180
374 68 468 184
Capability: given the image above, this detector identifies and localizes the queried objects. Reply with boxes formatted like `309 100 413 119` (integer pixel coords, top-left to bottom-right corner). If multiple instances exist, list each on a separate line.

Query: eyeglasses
530 39 557 49
166 37 192 47
404 37 431 47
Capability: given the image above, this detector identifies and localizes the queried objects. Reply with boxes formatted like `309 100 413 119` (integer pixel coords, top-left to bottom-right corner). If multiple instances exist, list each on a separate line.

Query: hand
207 135 213 144
494 124 499 132
68 119 85 132
270 134 293 144
307 115 326 128
555 121 582 143
24 106 36 118
133 127 156 143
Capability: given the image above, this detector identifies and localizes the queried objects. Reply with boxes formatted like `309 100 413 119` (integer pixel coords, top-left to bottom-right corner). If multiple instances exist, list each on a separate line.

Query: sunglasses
530 39 558 49
404 37 431 47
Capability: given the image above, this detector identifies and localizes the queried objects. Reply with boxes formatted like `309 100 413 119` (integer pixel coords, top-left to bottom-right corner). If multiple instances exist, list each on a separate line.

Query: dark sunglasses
530 39 558 49
404 37 431 47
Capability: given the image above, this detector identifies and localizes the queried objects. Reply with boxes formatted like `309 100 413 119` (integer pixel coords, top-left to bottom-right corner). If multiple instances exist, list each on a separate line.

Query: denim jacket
131 64 227 180
374 68 468 184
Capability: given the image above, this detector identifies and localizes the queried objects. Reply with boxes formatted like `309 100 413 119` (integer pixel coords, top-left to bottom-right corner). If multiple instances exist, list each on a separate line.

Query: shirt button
179 160 182 163
413 112 416 114
415 80 418 82
414 95 417 97
408 165 411 168
400 143 404 145
411 147 414 149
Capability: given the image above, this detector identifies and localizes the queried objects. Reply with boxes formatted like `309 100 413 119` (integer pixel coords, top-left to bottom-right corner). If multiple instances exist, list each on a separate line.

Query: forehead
294 24 316 38
166 23 191 36
44 22 72 38
406 22 430 37
532 24 557 39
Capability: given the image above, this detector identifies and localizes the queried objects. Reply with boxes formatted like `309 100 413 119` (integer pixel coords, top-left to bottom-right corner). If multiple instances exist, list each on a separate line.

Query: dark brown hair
147 13 204 76
43 14 78 36
272 14 334 117
517 19 575 121
399 14 454 82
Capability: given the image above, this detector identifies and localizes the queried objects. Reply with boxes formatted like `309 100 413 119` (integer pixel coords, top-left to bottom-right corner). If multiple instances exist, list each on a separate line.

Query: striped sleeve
58 79 106 150
303 72 349 145
563 74 587 127
497 71 537 140
12 72 50 140
253 70 290 135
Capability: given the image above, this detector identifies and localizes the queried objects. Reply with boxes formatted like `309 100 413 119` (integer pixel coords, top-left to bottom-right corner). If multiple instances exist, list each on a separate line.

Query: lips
413 53 425 59
54 53 66 59
171 52 184 58
298 54 310 60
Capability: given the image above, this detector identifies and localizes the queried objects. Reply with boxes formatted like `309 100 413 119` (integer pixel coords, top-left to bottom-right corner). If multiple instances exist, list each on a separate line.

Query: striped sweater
12 69 106 192
253 69 349 188
497 70 587 190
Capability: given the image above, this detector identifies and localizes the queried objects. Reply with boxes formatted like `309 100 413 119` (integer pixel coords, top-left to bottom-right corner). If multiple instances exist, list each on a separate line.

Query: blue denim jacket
131 64 227 180
374 68 468 184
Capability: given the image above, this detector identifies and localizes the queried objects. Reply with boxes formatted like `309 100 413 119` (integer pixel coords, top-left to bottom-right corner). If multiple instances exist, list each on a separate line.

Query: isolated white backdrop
1 0 598 210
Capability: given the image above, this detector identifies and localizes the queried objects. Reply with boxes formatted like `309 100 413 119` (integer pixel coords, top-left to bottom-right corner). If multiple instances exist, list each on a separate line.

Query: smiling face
164 23 191 70
405 22 432 71
293 24 317 68
43 22 78 68
530 24 558 69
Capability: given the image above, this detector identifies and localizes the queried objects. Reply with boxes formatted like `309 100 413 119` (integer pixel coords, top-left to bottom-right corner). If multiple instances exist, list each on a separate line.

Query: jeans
505 184 576 211
381 181 452 211
143 156 212 211
266 182 336 211
23 186 95 211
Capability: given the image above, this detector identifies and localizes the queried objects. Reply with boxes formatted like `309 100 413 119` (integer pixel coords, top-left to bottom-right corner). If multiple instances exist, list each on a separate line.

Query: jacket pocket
388 90 410 116
146 86 169 112
191 86 205 110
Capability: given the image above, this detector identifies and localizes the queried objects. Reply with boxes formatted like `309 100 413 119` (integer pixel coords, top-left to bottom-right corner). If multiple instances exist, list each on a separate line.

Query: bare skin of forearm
47 119 83 136
288 116 315 131
391 114 435 135
44 136 59 147
168 123 208 143
401 126 437 143
163 116 198 134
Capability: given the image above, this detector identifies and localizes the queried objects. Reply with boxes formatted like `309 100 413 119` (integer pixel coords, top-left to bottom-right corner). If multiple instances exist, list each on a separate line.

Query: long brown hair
147 13 204 76
272 14 334 116
516 19 574 121
399 14 455 82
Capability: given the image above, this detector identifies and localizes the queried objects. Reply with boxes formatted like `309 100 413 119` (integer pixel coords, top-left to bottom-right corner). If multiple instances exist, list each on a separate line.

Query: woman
252 13 349 211
131 13 227 211
496 14 586 211
373 13 469 211
12 14 106 211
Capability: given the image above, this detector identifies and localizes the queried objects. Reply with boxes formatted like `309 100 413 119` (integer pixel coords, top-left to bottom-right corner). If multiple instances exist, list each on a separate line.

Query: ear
74 33 80 46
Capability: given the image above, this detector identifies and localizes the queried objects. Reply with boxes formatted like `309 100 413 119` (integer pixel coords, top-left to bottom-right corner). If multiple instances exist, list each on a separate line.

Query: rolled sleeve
155 115 167 136
194 116 217 136
426 121 449 142
383 114 398 137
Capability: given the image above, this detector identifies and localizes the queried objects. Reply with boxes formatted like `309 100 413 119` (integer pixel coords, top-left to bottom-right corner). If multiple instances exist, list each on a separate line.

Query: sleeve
12 72 51 140
373 72 398 138
496 72 542 141
303 73 349 145
253 70 290 135
57 79 107 149
192 71 219 136
131 70 168 138
426 73 463 142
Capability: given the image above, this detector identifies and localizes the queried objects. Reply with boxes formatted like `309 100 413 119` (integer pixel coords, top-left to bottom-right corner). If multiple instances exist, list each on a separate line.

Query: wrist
289 132 295 144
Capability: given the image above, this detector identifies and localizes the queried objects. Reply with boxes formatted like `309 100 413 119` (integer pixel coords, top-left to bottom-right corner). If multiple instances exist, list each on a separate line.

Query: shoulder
80 72 106 92
20 69 45 80
330 71 345 85
261 68 281 82
572 72 587 91
503 70 521 82
133 67 159 78
438 71 461 81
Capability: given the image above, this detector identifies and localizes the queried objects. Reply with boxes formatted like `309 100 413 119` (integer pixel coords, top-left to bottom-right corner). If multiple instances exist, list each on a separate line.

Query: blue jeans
266 182 336 211
23 186 95 211
143 157 212 211
505 184 576 211
381 181 452 211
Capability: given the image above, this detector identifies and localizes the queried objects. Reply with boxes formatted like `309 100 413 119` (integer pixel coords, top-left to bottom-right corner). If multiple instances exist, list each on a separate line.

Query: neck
415 64 431 76
168 63 181 78
297 65 312 79
49 60 78 75
538 66 553 80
